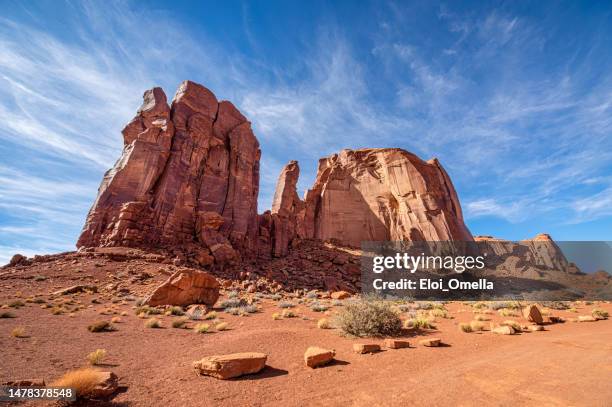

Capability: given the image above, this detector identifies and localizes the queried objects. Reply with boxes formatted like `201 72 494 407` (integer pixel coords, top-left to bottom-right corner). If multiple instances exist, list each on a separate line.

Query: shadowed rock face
77 81 261 265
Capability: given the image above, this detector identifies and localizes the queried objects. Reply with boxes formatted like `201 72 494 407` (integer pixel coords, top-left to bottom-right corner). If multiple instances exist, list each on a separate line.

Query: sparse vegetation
281 309 296 318
335 297 402 337
592 309 609 319
470 320 485 331
429 308 450 319
278 301 295 308
459 322 472 332
172 317 188 328
135 305 162 315
145 318 161 328
310 302 329 312
166 306 184 316
87 321 113 333
405 315 436 330
52 368 108 398
498 308 518 317
203 311 217 320
194 323 210 333
219 298 244 309
272 312 281 320
317 318 331 329
87 349 106 365
473 314 488 321
11 326 26 338
215 322 228 331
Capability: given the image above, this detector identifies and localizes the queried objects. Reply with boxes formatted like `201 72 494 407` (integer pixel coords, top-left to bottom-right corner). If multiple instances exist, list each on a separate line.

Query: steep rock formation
263 148 473 255
78 81 260 265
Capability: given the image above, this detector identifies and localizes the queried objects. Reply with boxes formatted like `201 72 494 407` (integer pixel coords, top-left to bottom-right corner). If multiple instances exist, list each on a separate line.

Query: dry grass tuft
52 368 105 397
87 321 113 333
272 312 281 320
87 349 106 365
458 322 472 333
215 322 228 331
470 320 485 331
145 318 161 328
335 297 402 337
501 320 522 331
193 323 210 333
592 309 609 319
11 326 27 338
317 318 331 329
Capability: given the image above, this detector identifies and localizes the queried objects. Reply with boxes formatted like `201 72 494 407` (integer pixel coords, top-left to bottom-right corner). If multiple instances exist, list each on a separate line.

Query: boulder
384 339 410 349
304 347 335 368
419 338 442 347
193 352 267 379
492 326 515 335
89 372 119 398
145 269 219 307
353 344 381 354
331 291 351 300
523 304 544 325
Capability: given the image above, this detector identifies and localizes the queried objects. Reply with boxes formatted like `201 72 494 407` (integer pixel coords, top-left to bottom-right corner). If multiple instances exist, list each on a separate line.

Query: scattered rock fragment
353 344 381 354
89 372 119 398
331 291 351 300
145 269 219 307
193 352 267 379
53 285 98 296
419 338 442 347
304 347 335 368
522 304 544 325
384 339 410 349
2 378 45 387
492 326 515 335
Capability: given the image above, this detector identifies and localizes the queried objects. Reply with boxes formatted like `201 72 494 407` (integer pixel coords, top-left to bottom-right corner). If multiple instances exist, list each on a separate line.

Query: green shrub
335 298 402 337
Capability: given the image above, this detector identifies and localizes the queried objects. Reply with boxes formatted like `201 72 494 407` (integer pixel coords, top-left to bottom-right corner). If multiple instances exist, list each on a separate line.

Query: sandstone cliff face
78 81 260 265
263 148 473 255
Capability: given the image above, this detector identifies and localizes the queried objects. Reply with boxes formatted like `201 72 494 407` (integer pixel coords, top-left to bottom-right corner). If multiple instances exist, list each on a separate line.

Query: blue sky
0 0 611 263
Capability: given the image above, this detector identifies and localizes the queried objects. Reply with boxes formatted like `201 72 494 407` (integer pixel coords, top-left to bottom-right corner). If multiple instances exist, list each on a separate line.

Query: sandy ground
1 257 611 406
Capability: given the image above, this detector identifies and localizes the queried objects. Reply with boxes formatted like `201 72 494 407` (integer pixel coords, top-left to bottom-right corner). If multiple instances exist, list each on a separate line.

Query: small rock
193 352 267 379
89 372 119 398
522 304 544 325
548 316 564 323
528 325 544 331
578 315 597 322
492 326 515 335
304 346 335 368
53 285 98 296
384 339 410 349
185 304 208 320
353 343 381 354
331 291 351 300
419 338 442 347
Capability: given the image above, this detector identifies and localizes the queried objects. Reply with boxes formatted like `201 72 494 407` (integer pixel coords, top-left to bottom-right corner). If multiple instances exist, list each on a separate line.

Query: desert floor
1 255 611 407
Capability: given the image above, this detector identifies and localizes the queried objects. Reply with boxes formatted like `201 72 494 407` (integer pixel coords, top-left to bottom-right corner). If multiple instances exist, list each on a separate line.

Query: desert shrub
458 322 472 333
135 305 162 316
166 306 184 316
592 309 609 319
9 300 24 308
203 311 217 320
405 314 436 330
498 309 518 317
11 326 26 338
269 294 282 301
278 301 295 309
501 320 522 331
52 368 108 398
227 290 239 298
272 312 281 320
87 321 113 333
543 301 570 310
470 320 485 331
225 305 257 316
335 298 402 337
306 291 318 299
429 308 450 319
0 311 16 318
145 318 161 328
219 298 244 309
215 322 228 331
193 323 210 333
281 310 296 318
317 318 331 329
473 314 488 321
472 302 488 309
310 302 329 312
414 302 434 310
86 349 106 365
172 318 188 328
568 307 578 313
